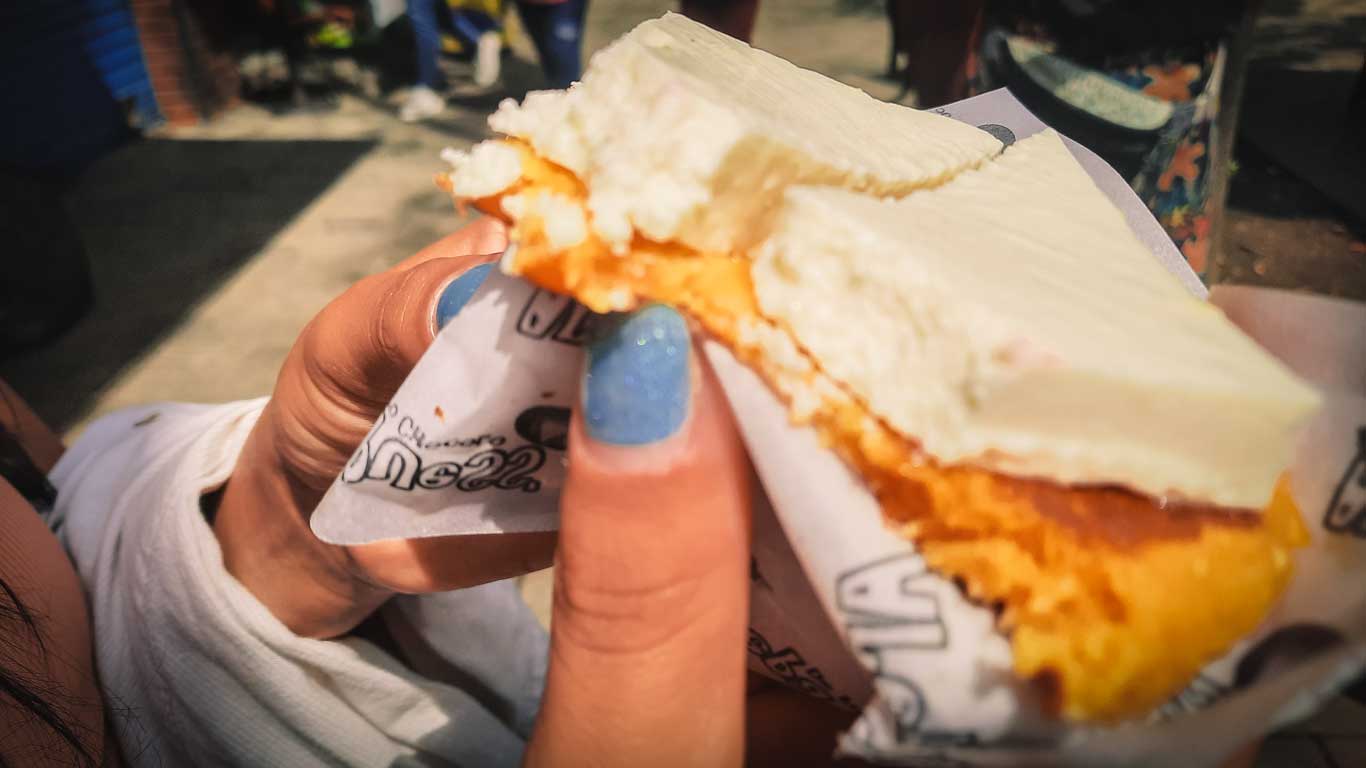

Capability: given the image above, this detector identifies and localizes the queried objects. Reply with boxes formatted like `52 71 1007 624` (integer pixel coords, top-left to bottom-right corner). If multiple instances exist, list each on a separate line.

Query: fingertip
542 319 751 764
434 262 495 331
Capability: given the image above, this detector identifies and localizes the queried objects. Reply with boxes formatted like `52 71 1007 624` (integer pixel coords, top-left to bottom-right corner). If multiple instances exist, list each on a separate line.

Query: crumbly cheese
487 12 1002 253
752 130 1321 510
502 191 589 251
537 194 589 251
737 317 827 420
443 142 524 199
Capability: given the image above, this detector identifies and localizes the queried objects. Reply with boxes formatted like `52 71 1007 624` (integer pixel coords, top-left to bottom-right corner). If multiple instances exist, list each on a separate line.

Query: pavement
1 1 1363 763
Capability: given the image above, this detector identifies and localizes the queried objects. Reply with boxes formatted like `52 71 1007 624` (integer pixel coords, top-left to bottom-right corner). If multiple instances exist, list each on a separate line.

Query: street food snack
440 13 1322 721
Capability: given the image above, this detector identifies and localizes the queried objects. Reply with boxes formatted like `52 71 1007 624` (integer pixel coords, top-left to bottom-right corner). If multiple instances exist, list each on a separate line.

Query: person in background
680 0 759 43
514 0 588 89
402 0 504 122
884 0 982 108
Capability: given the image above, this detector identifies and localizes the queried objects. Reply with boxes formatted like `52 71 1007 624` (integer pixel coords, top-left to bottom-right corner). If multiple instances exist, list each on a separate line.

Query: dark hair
1 412 99 766
0 575 100 768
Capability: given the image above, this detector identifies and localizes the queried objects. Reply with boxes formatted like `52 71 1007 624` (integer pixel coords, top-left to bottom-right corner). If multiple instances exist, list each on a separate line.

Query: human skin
0 218 840 766
214 218 558 640
209 217 762 763
210 216 850 764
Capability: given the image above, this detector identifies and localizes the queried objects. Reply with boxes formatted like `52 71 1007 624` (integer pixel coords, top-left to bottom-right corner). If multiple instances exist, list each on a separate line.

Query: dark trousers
515 0 587 89
410 0 499 89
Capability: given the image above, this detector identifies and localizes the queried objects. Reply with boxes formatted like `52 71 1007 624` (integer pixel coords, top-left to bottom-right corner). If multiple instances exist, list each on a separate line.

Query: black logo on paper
515 406 571 451
860 673 929 741
342 406 547 493
835 555 1060 756
517 290 596 345
1324 427 1366 538
976 123 1016 147
833 554 949 746
837 554 949 652
747 628 858 710
1157 674 1229 718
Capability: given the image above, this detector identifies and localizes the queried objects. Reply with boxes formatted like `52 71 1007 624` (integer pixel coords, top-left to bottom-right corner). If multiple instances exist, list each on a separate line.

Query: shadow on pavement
0 138 375 430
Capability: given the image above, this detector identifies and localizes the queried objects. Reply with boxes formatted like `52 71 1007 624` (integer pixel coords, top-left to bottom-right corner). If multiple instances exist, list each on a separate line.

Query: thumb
272 220 505 488
527 306 753 768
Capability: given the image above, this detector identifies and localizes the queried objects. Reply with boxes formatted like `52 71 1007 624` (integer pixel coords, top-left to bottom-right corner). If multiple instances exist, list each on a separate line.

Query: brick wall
130 0 239 127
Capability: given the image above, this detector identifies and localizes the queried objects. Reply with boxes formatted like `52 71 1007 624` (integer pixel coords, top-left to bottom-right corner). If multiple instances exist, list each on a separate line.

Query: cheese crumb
444 142 524 199
536 193 589 251
502 191 588 252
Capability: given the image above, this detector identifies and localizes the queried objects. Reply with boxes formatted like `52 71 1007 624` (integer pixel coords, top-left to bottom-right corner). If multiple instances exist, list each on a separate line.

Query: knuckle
372 268 432 369
551 565 715 655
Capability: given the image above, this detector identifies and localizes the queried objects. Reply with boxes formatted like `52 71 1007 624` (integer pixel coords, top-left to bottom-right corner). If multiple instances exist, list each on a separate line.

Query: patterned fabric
1123 54 1221 275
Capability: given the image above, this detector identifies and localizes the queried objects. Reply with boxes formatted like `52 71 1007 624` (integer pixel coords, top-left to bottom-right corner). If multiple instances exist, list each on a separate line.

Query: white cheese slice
487 12 1002 254
752 129 1321 510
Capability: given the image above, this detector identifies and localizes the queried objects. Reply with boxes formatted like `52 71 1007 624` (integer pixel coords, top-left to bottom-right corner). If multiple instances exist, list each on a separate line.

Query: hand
525 305 753 766
216 224 853 761
524 306 858 767
215 218 556 639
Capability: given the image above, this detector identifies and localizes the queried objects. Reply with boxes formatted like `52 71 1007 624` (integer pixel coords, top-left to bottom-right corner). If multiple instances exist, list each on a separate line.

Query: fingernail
435 262 494 330
583 305 691 445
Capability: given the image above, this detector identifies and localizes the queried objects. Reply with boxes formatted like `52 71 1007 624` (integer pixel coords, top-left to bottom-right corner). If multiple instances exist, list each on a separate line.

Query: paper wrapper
313 90 1366 765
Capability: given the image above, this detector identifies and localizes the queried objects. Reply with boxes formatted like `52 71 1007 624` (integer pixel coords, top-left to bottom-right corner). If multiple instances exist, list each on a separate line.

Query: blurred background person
402 0 504 121
247 0 370 109
257 0 317 108
679 0 758 43
514 0 589 89
884 0 981 108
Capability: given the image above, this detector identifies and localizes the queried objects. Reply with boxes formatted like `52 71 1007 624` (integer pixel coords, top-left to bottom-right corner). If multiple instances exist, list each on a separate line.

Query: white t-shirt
48 400 546 767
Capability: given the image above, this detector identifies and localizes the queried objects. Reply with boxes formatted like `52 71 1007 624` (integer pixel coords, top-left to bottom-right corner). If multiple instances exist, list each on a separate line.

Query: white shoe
474 31 501 87
400 86 445 122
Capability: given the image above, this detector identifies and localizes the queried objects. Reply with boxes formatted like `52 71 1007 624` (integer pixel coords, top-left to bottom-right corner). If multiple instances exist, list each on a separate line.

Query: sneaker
400 86 445 122
474 30 502 87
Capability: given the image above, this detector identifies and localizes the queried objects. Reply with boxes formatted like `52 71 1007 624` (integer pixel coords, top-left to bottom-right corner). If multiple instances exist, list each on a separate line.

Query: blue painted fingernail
583 305 691 445
435 263 494 329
